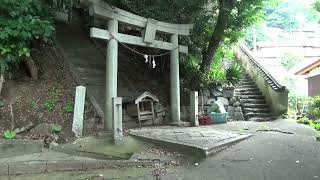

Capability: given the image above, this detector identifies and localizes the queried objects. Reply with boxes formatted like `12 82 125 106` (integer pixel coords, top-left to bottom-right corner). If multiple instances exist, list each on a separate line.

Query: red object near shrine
198 115 211 125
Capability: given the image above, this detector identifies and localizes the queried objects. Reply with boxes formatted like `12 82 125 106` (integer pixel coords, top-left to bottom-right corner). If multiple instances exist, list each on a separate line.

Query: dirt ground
0 45 101 142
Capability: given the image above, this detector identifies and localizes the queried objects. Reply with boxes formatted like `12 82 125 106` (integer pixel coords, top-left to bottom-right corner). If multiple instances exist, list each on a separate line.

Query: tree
266 0 319 31
199 0 266 72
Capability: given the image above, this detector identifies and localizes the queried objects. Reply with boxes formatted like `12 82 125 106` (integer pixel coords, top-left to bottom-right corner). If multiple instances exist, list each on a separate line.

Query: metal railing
237 43 287 92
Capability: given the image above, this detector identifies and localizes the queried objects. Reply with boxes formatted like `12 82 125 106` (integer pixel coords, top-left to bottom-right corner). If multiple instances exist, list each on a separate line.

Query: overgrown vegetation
0 0 54 95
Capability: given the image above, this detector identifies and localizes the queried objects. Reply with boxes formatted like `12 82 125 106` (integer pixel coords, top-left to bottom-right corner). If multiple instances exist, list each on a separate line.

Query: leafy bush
52 124 62 133
3 130 16 139
64 102 74 113
0 0 54 74
44 99 56 112
280 53 303 70
226 62 242 86
309 96 320 119
297 117 310 124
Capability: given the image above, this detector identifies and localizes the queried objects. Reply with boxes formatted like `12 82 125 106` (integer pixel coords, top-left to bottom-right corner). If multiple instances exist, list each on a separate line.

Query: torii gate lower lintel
81 0 193 131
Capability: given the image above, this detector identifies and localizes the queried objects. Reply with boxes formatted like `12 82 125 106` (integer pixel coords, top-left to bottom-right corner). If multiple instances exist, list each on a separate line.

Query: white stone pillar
105 19 118 131
170 34 181 125
113 97 123 144
72 86 86 138
190 91 199 127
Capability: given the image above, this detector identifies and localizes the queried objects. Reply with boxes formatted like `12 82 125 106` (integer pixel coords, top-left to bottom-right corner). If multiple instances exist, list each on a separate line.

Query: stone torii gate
81 0 193 131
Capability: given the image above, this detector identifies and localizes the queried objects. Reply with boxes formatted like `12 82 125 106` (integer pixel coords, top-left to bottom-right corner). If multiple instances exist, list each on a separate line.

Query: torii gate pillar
170 34 181 125
105 19 118 131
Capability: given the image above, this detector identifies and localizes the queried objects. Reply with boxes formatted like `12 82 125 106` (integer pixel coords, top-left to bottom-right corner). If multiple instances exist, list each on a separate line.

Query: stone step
238 84 257 89
239 81 255 84
248 117 276 122
234 91 262 96
245 112 271 118
240 99 266 104
242 103 269 108
243 108 270 114
235 88 260 92
240 95 265 100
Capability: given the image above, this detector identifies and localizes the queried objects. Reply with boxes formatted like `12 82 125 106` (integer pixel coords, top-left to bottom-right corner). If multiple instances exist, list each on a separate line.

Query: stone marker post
72 86 86 138
113 97 123 144
190 91 199 127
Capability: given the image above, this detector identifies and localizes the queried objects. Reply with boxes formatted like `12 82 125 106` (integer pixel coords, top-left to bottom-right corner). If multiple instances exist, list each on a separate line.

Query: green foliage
280 53 303 70
0 0 54 74
30 100 38 110
3 130 16 139
51 124 62 133
44 99 56 112
64 101 74 113
182 52 226 89
208 103 220 113
287 93 311 119
315 0 320 12
297 117 310 124
265 0 319 31
309 96 320 119
0 100 5 108
226 63 242 86
316 132 320 141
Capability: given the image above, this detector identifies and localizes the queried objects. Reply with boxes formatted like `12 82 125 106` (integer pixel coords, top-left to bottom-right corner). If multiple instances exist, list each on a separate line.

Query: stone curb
0 160 153 176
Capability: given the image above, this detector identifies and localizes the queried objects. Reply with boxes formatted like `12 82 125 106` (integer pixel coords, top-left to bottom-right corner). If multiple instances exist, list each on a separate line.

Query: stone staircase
54 12 135 118
234 74 275 122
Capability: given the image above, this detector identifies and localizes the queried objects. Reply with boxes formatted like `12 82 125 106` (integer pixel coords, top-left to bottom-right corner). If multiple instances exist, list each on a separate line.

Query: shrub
226 62 242 86
0 0 54 74
309 96 320 119
3 130 16 139
297 117 310 124
52 124 62 133
63 102 74 113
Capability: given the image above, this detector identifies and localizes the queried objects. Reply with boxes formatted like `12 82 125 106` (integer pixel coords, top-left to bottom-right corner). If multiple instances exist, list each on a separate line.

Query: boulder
202 89 211 97
223 88 235 98
30 123 52 135
198 95 209 105
233 102 241 107
228 106 244 121
210 89 223 97
229 97 237 106
207 98 216 105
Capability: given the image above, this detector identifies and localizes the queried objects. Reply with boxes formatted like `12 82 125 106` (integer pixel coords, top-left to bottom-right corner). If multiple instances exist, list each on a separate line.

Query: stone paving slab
0 150 155 176
129 126 252 157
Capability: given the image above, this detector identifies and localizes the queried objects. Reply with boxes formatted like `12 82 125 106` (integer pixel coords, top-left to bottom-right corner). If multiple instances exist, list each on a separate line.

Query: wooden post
170 34 181 125
113 97 123 144
190 91 199 127
105 19 118 131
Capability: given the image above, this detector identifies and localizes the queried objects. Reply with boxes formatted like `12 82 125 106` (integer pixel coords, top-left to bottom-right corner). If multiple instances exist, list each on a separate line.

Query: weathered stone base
129 126 252 158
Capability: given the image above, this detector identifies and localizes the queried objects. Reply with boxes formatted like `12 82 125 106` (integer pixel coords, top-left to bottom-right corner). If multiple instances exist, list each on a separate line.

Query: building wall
308 74 320 96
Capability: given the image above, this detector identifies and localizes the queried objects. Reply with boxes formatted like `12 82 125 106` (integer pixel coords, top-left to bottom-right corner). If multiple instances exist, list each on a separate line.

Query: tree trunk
25 58 38 80
200 9 226 72
0 73 4 97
